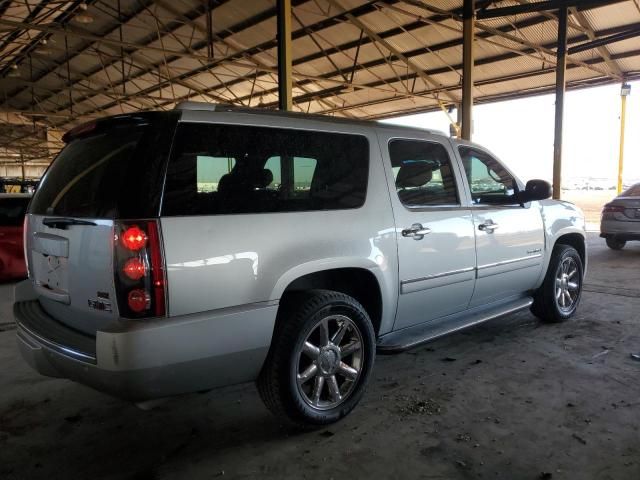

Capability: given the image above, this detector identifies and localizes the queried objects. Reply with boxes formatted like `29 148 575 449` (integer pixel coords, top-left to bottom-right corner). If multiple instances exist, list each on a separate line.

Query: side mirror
517 179 552 203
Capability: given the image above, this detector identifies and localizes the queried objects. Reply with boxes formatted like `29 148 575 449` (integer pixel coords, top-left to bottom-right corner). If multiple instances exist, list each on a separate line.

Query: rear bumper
600 233 640 241
600 219 640 240
14 283 277 401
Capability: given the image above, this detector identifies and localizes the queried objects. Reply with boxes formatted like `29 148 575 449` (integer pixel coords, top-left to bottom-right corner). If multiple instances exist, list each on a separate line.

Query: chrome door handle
402 223 431 239
478 220 499 233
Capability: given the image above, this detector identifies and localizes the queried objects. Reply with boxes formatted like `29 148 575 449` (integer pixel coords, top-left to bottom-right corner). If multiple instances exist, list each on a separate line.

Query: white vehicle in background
601 183 640 250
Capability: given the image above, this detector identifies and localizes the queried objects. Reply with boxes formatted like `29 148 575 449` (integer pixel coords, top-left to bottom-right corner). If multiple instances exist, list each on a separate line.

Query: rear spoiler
61 112 176 143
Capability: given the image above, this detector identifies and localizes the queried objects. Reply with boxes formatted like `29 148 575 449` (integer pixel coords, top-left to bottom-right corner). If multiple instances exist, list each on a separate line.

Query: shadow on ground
1 234 639 480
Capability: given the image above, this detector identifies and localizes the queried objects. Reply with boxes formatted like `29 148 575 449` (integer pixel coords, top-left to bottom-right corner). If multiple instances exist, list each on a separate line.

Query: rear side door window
388 139 460 207
162 123 369 216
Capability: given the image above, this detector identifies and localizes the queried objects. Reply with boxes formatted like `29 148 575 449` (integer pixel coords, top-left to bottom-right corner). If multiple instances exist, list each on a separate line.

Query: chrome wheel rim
295 314 364 411
555 257 580 313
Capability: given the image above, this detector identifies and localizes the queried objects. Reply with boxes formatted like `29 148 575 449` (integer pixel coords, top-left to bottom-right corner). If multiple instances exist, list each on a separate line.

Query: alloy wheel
555 256 580 312
295 314 364 410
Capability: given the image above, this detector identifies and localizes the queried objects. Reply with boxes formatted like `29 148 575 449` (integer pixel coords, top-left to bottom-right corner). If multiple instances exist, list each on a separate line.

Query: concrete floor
1 233 639 480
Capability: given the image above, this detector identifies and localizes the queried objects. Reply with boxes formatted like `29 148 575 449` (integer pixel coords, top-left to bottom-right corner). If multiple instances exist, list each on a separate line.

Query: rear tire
531 244 583 323
257 290 375 429
606 237 626 250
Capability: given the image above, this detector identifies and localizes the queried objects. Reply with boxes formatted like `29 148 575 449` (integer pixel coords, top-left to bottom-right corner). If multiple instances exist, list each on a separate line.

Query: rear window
29 113 177 219
0 197 29 226
621 184 640 197
162 123 369 216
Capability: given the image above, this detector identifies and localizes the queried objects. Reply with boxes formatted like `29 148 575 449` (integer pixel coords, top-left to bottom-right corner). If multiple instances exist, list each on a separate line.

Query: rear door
158 119 384 318
456 145 545 307
377 131 476 330
25 113 177 334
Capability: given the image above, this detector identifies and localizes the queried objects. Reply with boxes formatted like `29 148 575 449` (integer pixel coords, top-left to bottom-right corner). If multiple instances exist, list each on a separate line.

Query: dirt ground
1 233 640 480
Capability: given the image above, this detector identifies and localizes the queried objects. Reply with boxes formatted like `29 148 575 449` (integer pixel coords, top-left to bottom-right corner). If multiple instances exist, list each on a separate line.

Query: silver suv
15 102 586 427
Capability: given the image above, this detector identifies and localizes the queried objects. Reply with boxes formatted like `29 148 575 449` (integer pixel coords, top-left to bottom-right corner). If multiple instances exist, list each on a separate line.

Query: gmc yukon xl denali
15 102 586 427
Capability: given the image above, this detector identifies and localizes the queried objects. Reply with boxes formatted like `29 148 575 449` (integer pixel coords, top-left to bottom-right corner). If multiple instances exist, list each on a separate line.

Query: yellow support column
618 83 631 194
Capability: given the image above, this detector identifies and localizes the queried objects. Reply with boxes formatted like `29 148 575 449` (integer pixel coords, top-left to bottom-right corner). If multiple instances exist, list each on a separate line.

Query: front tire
258 290 376 429
531 244 583 323
606 237 626 250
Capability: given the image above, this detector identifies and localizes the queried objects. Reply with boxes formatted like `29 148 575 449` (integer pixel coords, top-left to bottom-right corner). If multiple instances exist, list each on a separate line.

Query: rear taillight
123 258 146 280
114 220 166 318
602 203 625 214
128 289 151 313
121 226 147 251
22 214 29 275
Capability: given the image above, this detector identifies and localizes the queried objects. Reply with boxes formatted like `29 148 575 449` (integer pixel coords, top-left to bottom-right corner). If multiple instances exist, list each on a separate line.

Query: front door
456 146 545 307
379 132 477 331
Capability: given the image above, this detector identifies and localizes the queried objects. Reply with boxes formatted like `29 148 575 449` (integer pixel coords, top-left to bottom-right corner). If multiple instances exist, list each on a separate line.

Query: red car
0 193 31 282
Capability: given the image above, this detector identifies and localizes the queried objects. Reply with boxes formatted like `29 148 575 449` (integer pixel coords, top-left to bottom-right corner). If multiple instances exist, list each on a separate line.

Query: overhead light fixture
34 47 51 56
621 83 631 97
33 38 52 56
7 64 20 77
73 3 94 24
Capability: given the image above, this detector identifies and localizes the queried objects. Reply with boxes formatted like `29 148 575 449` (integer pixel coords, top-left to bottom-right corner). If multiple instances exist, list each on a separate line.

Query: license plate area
32 252 70 294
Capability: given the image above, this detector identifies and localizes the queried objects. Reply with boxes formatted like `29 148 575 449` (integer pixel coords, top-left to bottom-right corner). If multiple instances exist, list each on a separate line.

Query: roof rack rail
174 101 243 112
173 101 446 136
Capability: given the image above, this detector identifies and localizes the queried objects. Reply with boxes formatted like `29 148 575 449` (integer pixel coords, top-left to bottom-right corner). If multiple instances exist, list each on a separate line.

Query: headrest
396 162 433 188
255 169 273 188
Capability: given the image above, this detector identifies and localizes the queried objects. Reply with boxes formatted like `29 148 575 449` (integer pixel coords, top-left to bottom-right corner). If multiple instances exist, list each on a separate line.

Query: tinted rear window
0 197 29 226
30 113 177 218
622 184 640 197
162 123 369 216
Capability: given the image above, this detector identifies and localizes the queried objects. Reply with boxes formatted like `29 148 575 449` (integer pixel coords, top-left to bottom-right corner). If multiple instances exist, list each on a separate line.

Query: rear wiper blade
43 217 97 229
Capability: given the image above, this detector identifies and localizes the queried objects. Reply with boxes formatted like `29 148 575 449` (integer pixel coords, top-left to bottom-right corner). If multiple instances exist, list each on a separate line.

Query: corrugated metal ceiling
0 0 639 164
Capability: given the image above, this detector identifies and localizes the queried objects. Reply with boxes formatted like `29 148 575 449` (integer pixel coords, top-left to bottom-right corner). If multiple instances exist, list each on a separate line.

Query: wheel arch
554 232 586 267
277 267 385 337
534 227 587 290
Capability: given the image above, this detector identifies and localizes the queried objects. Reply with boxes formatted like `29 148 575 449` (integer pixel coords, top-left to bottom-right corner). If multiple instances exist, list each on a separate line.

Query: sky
383 81 640 188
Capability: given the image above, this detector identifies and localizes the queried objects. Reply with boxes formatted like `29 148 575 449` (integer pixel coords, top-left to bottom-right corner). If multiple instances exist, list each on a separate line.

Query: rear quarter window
162 123 369 216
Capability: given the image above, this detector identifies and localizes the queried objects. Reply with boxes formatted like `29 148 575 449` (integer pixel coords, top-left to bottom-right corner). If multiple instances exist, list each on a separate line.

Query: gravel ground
1 233 639 480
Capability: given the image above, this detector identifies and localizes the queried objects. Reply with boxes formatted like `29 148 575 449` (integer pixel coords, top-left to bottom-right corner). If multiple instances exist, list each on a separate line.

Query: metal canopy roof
0 0 640 169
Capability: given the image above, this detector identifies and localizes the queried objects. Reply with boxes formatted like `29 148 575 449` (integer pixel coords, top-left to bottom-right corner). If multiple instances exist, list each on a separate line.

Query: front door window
459 147 519 205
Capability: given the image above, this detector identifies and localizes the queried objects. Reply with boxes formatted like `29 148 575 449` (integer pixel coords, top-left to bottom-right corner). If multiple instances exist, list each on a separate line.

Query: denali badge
88 298 112 312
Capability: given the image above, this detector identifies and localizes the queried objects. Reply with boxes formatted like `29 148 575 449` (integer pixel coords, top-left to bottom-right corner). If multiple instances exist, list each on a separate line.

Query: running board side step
377 296 533 354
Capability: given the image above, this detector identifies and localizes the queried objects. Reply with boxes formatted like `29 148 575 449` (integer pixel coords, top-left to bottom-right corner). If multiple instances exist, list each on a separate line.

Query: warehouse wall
0 165 46 178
